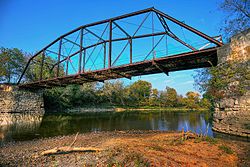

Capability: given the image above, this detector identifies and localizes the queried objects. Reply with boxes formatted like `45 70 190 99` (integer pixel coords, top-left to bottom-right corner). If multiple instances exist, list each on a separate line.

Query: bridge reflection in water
17 7 223 88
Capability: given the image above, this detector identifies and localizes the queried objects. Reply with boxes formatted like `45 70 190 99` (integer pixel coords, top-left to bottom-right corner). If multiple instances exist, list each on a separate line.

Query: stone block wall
213 29 250 137
0 85 44 114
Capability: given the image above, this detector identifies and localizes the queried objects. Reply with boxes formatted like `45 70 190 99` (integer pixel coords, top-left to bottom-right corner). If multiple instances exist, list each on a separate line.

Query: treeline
44 80 211 111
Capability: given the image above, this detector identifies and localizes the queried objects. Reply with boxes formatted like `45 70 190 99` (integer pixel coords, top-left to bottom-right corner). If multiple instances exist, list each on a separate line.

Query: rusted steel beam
45 49 67 58
108 21 112 68
112 12 151 66
152 59 169 76
79 74 104 83
18 7 223 85
17 8 153 84
83 49 86 72
107 70 132 79
104 42 106 69
113 21 131 37
34 31 169 71
156 13 196 51
130 38 132 64
78 28 83 73
57 38 62 77
43 80 67 87
152 8 223 46
39 51 45 81
144 35 166 60
85 28 105 41
19 47 217 88
63 38 81 48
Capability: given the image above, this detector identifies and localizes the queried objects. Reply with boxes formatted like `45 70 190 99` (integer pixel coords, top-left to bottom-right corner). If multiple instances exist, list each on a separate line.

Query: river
0 110 247 144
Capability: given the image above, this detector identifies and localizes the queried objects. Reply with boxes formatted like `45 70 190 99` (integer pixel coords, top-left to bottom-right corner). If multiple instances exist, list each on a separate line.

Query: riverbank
62 106 209 113
0 131 249 166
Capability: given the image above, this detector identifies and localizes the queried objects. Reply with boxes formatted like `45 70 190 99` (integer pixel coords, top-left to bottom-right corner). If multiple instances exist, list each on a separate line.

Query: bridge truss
17 7 223 88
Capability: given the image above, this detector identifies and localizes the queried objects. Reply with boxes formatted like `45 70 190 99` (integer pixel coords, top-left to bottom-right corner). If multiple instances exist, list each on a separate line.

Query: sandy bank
0 131 249 166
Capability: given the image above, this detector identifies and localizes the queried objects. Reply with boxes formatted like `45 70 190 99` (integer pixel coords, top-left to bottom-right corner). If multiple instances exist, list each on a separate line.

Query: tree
184 91 200 109
219 0 250 39
0 47 26 83
102 80 126 105
149 88 159 106
159 87 178 107
194 62 249 101
127 80 152 106
199 97 212 109
25 54 64 82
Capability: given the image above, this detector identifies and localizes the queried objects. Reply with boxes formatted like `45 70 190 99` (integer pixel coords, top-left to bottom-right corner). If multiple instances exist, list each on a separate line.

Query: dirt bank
0 131 249 166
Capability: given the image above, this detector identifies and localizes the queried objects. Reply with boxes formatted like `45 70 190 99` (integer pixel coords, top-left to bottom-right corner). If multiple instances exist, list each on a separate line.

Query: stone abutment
0 85 44 114
213 29 250 137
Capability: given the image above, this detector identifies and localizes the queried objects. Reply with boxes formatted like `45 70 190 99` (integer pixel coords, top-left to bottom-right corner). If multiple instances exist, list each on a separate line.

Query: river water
0 110 247 144
0 110 214 143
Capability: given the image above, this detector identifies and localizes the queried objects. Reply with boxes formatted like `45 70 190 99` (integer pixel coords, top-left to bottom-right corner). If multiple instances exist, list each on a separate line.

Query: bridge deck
19 47 217 88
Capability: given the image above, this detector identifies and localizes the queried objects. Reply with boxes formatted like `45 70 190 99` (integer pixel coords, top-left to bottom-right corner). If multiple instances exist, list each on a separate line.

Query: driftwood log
39 132 102 156
41 146 102 156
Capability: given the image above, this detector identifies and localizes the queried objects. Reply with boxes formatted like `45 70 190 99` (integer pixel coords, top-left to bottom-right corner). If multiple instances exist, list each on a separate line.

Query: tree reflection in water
0 111 213 143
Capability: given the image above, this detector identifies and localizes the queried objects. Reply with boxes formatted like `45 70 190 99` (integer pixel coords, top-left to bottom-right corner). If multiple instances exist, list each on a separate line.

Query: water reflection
0 113 43 143
0 111 214 144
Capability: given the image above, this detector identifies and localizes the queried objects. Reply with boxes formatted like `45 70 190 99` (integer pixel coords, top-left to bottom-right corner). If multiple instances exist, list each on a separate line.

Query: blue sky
0 0 224 95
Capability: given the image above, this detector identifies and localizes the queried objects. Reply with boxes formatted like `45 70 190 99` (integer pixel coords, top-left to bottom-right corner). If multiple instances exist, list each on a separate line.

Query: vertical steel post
57 38 62 77
66 58 69 75
104 42 106 69
39 50 45 81
83 49 86 72
152 11 154 58
78 28 83 73
129 38 132 64
108 20 112 68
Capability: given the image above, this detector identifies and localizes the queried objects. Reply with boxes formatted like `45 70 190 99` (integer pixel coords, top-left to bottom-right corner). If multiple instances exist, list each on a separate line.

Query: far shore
48 106 210 114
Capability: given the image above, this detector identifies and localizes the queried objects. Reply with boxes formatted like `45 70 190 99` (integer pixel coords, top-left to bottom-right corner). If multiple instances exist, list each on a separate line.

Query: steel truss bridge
17 7 223 88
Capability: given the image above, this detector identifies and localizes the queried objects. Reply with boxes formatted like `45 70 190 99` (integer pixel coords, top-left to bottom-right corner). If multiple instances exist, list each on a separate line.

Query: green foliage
204 136 218 144
126 80 152 106
44 83 99 110
218 145 234 154
0 47 65 83
0 47 26 83
159 87 178 107
183 91 200 109
194 62 249 102
148 88 159 106
25 54 65 82
102 80 126 105
43 80 210 111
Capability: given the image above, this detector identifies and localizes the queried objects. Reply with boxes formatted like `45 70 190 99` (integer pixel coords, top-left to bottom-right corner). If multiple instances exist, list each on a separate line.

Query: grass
194 136 218 144
204 136 218 144
148 145 164 151
106 151 149 167
218 145 234 154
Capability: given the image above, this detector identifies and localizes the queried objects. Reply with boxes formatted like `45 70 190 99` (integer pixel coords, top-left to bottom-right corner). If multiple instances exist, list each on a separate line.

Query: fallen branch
70 132 79 147
41 146 102 156
38 132 102 156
